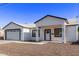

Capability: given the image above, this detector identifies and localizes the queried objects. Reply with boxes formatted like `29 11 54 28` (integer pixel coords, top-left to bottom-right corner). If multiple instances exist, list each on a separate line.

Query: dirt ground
0 41 79 56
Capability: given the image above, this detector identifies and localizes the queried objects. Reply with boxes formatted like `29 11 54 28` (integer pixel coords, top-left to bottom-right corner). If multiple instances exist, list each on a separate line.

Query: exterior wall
21 29 24 41
36 16 65 27
39 28 44 41
4 30 6 40
66 25 78 42
3 30 5 40
3 23 22 30
23 28 31 41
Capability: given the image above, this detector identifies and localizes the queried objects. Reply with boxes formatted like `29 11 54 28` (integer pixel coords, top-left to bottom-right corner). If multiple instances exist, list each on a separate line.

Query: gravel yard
0 40 78 56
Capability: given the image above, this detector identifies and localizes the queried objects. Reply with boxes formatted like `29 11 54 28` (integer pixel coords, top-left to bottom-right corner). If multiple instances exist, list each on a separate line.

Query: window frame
32 30 36 37
38 29 40 37
54 28 62 37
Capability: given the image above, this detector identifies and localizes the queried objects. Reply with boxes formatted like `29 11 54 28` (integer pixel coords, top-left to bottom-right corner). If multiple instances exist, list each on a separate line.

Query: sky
0 3 79 27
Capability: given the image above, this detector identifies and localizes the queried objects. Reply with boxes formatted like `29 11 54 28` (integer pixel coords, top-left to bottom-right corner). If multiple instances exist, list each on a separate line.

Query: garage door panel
66 26 76 42
5 29 21 40
7 32 20 40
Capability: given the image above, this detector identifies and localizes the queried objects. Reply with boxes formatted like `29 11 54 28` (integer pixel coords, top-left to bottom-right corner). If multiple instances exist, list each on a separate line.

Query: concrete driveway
0 40 13 44
0 40 49 56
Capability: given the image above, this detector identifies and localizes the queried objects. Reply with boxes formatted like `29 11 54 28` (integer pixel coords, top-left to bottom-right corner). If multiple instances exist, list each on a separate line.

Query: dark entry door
44 29 51 41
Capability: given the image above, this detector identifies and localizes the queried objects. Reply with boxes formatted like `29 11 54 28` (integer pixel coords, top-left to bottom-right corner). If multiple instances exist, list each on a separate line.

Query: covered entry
35 15 68 43
5 29 21 40
43 25 63 42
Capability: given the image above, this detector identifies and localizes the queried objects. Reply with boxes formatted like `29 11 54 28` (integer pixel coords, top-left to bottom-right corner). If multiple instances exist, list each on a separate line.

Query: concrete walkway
0 40 49 45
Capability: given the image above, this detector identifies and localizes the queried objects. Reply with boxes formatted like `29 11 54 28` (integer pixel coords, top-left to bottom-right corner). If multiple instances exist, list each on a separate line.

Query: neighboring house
0 27 4 39
2 15 79 43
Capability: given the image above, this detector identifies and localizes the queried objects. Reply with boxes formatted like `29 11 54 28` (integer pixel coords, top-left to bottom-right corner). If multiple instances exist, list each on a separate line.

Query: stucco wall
3 23 22 30
36 16 65 27
23 28 31 40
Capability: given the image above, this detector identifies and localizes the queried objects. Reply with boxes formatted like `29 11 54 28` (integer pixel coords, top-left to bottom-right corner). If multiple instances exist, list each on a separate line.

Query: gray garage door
66 26 77 42
5 29 21 40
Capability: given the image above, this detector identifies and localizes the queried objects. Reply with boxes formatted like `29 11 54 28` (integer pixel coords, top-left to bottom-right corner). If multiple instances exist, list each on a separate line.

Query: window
78 27 79 32
38 30 40 37
54 28 62 37
6 29 20 32
32 30 36 37
46 29 50 33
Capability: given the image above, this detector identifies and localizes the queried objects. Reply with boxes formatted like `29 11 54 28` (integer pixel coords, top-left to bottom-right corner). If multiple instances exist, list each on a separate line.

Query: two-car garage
5 29 21 41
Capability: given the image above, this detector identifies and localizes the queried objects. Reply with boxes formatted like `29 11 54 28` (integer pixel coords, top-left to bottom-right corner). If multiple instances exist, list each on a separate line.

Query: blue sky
0 3 79 27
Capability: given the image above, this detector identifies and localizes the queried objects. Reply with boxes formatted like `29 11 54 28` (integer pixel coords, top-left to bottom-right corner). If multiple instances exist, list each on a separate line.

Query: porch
35 24 66 43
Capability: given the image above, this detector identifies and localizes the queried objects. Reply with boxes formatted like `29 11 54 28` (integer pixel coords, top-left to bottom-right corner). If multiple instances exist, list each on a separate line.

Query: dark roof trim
2 22 30 29
34 15 68 23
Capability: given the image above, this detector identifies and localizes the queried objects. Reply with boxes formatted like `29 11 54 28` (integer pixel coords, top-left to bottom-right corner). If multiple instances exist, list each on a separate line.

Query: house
3 22 36 41
3 15 79 43
34 15 79 43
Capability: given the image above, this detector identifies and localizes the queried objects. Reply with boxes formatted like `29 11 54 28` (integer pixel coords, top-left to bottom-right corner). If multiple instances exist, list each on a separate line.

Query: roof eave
2 22 32 29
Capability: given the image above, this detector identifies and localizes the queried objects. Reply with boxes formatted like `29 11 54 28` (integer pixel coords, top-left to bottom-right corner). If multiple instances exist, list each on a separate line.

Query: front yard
0 41 79 56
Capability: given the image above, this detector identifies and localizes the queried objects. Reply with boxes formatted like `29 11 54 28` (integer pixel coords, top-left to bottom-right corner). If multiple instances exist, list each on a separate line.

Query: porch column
36 27 39 42
63 24 66 43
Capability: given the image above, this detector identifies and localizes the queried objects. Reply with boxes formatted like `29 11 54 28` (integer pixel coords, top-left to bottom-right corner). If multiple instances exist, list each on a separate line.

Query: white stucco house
3 15 79 43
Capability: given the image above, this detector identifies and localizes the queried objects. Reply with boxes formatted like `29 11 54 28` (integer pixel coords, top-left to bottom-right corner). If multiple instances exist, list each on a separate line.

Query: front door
44 29 51 41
